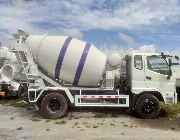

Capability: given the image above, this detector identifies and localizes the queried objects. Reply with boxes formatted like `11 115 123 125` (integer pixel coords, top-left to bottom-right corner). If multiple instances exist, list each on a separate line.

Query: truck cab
123 53 177 118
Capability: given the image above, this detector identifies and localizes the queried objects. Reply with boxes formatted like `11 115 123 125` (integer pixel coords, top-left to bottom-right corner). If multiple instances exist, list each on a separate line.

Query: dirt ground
0 102 180 140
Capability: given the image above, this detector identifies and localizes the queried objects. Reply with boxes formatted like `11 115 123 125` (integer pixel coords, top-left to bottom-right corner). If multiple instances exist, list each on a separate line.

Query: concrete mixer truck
0 30 179 119
0 46 20 97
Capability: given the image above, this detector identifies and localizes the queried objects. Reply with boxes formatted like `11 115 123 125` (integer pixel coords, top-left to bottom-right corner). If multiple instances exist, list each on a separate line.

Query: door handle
146 76 152 80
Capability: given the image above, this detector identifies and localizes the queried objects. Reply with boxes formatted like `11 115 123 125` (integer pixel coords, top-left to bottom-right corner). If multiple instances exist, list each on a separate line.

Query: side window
134 55 143 70
147 56 169 75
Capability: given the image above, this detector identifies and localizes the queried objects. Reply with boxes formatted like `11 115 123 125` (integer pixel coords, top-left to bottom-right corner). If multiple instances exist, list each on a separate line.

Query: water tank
108 53 121 67
26 35 107 87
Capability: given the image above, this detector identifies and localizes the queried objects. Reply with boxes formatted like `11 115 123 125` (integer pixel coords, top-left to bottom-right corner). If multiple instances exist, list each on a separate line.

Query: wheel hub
48 98 62 112
142 99 156 114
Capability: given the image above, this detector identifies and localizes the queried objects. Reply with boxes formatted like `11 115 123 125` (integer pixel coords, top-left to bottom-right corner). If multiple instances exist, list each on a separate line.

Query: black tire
41 93 68 119
135 94 160 119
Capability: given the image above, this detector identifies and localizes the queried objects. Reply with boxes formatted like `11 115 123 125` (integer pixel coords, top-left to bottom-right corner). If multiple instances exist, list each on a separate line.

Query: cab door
131 55 146 91
144 55 176 97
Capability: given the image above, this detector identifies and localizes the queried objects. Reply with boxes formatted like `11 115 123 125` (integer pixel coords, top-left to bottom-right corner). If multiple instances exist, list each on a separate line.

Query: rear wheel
135 94 160 119
41 93 68 119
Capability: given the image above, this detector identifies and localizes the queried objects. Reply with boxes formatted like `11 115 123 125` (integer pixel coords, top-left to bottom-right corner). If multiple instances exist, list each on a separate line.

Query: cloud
0 32 10 46
127 45 156 54
169 47 180 60
100 44 157 57
62 28 83 39
138 45 156 53
100 44 125 56
118 32 138 47
0 0 180 36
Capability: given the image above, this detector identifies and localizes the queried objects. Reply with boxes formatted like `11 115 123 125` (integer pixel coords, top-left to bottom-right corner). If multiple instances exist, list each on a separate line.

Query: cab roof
127 52 160 56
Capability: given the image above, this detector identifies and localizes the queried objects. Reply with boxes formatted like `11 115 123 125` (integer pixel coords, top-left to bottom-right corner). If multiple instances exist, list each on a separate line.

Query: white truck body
1 30 179 119
172 66 180 87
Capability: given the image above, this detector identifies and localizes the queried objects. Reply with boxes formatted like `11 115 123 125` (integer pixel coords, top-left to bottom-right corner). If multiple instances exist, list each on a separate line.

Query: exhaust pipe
1 63 23 82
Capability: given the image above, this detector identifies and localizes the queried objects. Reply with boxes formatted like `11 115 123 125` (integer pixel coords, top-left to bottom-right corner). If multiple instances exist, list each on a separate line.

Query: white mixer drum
26 35 107 87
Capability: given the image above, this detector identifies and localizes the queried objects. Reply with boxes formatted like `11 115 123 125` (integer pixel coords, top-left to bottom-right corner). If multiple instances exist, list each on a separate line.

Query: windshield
147 55 169 75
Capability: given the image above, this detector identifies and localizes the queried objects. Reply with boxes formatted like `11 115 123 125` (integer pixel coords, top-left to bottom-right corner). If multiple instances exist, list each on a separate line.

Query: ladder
10 44 45 102
10 44 64 102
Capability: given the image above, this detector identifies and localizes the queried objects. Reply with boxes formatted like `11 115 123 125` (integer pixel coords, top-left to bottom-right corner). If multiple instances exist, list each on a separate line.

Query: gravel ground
0 103 180 140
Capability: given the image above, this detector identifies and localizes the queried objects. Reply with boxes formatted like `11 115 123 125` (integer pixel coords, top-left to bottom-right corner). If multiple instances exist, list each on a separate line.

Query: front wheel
41 93 68 119
135 94 160 119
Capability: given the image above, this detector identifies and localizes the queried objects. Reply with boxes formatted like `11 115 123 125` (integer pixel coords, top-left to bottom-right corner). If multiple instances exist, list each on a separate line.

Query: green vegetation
10 117 14 120
161 102 180 116
129 125 134 128
110 123 115 126
17 127 23 130
98 122 104 125
93 125 98 128
94 113 106 118
45 119 51 123
55 120 66 124
0 99 32 108
68 117 72 120
74 122 79 126
30 118 41 122
123 124 128 127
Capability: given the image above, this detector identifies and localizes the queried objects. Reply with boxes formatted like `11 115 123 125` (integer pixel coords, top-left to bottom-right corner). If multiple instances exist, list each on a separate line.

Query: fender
32 87 74 104
131 87 165 102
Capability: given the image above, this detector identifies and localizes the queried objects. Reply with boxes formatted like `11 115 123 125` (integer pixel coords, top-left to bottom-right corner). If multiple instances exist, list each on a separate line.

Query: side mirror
168 58 172 67
175 55 179 60
161 52 166 59
167 58 172 79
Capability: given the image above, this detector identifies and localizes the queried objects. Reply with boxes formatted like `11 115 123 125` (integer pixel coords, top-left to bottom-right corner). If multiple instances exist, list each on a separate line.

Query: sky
1 0 180 55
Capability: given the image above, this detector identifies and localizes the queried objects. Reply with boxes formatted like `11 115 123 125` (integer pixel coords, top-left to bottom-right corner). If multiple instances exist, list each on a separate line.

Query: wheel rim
141 99 156 114
48 98 62 112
